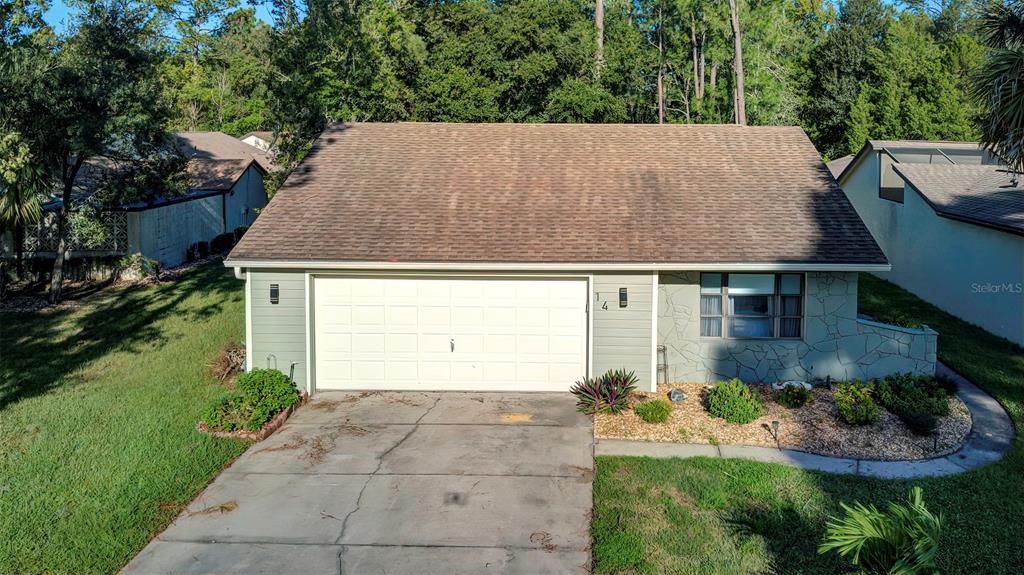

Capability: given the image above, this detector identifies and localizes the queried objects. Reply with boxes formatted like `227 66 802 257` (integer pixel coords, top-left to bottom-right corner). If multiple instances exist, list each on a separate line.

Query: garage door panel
314 276 587 391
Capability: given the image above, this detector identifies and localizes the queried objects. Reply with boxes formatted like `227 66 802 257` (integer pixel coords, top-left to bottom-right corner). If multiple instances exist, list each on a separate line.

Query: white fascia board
225 260 892 273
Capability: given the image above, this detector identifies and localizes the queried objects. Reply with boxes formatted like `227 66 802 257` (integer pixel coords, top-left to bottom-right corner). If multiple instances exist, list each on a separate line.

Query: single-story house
226 123 938 394
6 132 274 268
832 140 1023 347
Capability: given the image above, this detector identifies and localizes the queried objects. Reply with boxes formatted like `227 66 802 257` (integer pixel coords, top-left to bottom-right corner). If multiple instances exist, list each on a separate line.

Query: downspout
234 267 245 280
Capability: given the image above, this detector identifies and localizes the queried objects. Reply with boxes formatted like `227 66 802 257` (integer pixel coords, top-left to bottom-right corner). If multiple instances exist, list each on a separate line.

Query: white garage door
313 276 588 391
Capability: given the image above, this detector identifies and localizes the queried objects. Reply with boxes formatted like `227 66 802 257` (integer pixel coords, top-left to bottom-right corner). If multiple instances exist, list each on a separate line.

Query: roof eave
223 259 892 273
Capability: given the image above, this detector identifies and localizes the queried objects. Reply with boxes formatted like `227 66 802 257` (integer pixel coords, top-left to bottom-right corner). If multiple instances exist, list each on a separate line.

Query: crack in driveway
334 396 442 573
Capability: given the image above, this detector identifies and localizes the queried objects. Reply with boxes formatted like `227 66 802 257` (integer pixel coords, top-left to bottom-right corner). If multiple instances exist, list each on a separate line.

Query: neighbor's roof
44 132 276 211
228 122 887 266
827 155 853 179
176 132 276 189
242 131 274 143
834 139 985 183
893 164 1024 236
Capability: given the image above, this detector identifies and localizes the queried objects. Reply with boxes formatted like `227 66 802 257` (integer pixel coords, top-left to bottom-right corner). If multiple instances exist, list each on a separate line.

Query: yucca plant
819 487 942 575
570 369 638 414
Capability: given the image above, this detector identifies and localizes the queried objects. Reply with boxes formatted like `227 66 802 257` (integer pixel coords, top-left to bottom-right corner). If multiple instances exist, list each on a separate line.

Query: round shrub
634 399 672 424
202 369 299 432
834 381 878 425
875 373 950 435
236 368 300 430
707 379 764 424
776 385 813 409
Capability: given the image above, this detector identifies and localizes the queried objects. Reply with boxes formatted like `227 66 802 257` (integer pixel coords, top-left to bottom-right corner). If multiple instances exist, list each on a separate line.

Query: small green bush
776 385 813 409
707 379 763 424
634 399 672 423
210 232 235 254
875 310 924 329
201 393 251 432
202 368 299 432
834 381 878 425
876 373 950 435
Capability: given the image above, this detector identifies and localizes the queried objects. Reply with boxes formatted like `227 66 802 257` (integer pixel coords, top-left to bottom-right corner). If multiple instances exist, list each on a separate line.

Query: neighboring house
225 123 938 394
241 131 275 153
832 140 1024 347
7 132 274 269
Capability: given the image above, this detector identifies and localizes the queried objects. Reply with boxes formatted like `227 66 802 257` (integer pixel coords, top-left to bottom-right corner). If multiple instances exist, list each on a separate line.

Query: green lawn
593 273 1024 574
0 262 250 574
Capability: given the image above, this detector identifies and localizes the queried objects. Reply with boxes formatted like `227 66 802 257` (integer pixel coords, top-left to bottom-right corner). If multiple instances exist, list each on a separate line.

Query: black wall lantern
270 284 280 304
619 287 628 308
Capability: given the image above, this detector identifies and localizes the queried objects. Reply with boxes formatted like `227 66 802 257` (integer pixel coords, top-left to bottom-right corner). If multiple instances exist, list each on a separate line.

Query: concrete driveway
122 392 593 575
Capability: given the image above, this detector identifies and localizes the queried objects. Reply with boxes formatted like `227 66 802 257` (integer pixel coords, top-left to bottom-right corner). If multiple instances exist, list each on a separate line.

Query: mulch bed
595 383 972 461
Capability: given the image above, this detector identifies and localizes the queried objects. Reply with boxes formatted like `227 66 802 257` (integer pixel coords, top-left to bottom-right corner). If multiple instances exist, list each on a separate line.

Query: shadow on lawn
0 261 240 411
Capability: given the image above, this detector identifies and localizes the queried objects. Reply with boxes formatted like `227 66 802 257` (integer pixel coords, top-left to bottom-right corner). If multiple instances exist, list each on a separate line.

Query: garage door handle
450 338 455 352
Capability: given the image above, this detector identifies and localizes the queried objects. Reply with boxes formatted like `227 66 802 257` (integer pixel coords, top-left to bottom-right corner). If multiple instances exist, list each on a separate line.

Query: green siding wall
248 270 307 389
591 272 655 390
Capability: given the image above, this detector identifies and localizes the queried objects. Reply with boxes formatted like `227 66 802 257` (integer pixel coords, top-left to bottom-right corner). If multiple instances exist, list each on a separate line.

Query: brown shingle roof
175 132 276 187
227 123 886 266
827 155 853 179
893 164 1024 236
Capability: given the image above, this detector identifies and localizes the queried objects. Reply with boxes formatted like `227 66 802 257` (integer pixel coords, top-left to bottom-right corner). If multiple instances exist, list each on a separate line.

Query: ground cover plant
634 399 672 424
201 368 300 432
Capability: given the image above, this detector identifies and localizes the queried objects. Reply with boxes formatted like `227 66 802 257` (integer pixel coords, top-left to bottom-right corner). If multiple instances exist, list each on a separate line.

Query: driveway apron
121 392 594 575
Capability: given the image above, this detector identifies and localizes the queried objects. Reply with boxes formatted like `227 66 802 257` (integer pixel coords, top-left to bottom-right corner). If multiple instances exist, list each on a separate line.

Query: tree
729 0 746 125
5 0 178 302
803 0 890 159
972 0 1024 171
846 12 977 151
595 0 604 74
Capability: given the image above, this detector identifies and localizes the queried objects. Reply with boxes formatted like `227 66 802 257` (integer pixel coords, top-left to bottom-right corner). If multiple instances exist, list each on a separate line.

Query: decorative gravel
595 383 972 461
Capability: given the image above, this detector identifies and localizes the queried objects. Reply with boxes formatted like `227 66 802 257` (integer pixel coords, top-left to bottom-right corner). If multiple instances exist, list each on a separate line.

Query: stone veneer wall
658 271 938 383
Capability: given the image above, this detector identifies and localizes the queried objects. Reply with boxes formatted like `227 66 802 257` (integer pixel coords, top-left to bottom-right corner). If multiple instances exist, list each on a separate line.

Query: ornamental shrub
707 379 763 424
834 381 878 425
876 373 949 435
570 369 638 414
202 368 299 432
634 399 672 423
819 487 941 575
776 385 813 409
210 232 235 254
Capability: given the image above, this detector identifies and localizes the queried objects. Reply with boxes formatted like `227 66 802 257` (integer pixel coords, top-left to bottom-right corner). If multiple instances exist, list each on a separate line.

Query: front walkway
122 392 594 575
597 363 1014 478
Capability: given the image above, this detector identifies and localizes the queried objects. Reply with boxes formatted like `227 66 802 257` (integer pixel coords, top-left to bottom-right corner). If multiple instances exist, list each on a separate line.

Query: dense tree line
150 0 989 162
0 0 1013 301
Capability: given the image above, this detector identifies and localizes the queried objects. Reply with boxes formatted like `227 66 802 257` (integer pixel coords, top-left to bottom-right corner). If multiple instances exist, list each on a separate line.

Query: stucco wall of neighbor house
658 271 937 384
592 272 656 390
138 195 223 267
247 269 308 390
842 152 1024 346
224 165 267 232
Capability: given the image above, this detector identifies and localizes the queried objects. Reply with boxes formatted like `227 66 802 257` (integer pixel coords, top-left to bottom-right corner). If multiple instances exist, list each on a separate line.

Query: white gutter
224 259 891 273
233 267 246 280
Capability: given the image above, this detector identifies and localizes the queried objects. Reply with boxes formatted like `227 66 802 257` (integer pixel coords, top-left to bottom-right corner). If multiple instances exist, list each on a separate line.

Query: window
699 273 803 339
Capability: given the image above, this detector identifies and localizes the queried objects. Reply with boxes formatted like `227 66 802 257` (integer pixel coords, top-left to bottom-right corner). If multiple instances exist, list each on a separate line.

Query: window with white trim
699 273 804 339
